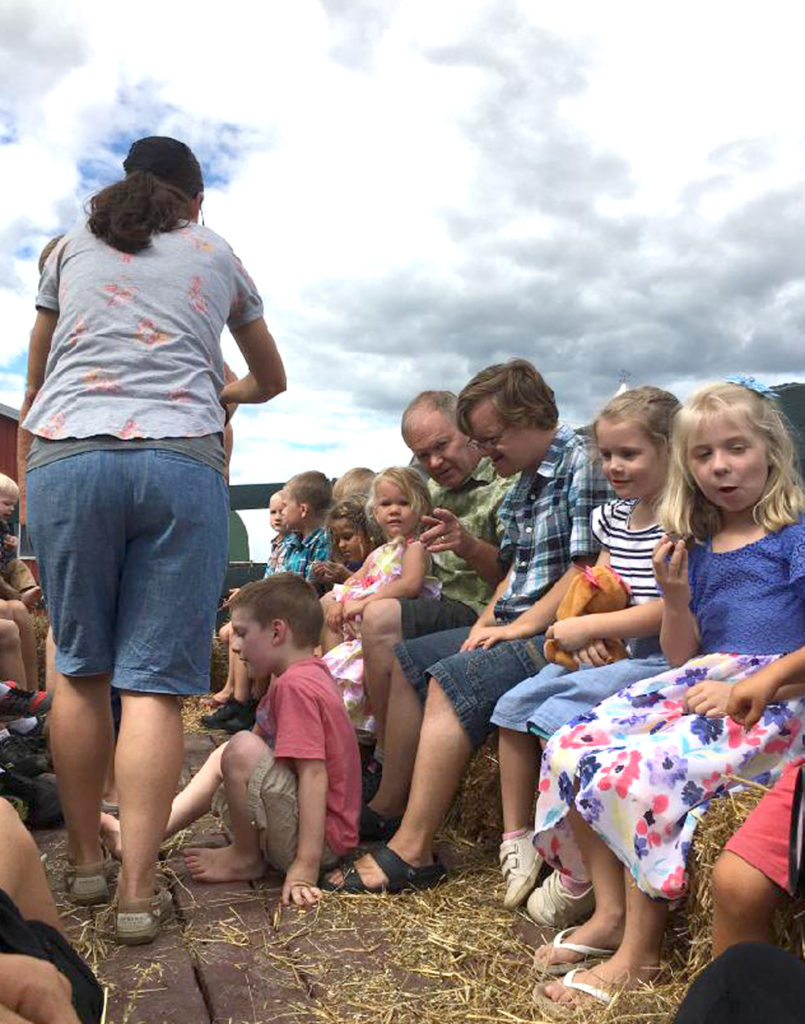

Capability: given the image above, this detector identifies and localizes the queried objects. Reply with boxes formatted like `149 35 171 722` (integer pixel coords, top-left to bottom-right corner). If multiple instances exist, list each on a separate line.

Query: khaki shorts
212 748 338 873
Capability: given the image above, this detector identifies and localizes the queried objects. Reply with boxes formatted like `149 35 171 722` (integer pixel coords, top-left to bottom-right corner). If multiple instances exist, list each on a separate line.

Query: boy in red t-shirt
167 575 361 905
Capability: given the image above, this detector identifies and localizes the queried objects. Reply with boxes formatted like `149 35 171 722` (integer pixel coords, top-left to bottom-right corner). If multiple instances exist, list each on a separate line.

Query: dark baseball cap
123 136 204 198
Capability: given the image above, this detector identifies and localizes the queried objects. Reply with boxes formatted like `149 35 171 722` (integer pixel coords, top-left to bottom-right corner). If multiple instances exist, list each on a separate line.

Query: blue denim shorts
394 626 545 748
27 449 229 695
491 651 669 739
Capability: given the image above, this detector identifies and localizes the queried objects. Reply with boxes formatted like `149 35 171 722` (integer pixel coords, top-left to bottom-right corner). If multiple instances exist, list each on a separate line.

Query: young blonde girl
322 468 440 735
532 379 805 1009
490 387 680 915
312 495 380 587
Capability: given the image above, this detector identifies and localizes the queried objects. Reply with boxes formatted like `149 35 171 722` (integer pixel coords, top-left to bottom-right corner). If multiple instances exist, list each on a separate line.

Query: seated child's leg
232 654 252 704
712 852 784 956
712 766 798 956
167 742 226 837
1 600 37 690
0 618 25 687
498 727 541 832
183 731 268 883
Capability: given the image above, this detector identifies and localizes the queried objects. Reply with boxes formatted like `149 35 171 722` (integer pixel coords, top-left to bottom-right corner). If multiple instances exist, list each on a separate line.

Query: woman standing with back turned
22 136 286 944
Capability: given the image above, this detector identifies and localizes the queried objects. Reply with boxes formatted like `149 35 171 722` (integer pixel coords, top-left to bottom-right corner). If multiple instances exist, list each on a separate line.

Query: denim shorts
394 626 545 748
491 651 669 739
27 449 229 695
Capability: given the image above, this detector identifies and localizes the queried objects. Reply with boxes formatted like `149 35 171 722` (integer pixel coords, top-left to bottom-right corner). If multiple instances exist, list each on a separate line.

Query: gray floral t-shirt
24 221 264 440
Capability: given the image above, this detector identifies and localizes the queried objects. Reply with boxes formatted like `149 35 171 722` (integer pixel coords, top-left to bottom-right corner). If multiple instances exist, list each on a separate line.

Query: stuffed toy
544 564 631 670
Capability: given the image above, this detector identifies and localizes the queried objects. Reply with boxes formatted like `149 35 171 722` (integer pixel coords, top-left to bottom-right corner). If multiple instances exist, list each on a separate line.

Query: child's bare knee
221 731 265 774
713 852 756 909
0 618 20 646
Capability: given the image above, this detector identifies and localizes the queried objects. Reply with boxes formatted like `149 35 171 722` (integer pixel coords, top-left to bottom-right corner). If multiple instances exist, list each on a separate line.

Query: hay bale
32 610 49 688
445 738 503 849
209 636 229 693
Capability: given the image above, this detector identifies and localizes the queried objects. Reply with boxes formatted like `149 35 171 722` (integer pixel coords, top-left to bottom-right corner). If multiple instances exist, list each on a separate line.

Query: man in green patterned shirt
361 391 511 756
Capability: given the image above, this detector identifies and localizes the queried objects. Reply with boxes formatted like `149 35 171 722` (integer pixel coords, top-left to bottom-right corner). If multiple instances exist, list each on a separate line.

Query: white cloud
5 0 805 556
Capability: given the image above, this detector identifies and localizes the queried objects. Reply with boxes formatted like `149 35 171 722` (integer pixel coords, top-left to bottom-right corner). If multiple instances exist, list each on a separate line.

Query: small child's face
330 517 369 564
373 479 419 540
0 494 16 521
269 493 287 535
230 609 281 678
282 493 305 532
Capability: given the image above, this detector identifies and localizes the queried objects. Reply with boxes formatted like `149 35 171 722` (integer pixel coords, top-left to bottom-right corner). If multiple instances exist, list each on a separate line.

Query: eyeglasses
469 430 507 452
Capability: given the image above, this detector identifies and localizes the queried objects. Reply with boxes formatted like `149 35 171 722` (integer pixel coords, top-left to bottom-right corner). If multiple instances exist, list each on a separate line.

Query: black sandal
320 843 446 894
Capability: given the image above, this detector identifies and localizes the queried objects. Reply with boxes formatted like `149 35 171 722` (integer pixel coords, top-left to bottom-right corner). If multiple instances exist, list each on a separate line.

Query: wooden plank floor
34 731 553 1024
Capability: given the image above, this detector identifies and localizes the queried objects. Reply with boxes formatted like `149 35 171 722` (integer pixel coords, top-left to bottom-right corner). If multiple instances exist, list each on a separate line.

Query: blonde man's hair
659 381 805 541
594 386 681 451
367 467 433 536
0 475 19 502
332 467 375 502
401 391 458 439
456 359 558 435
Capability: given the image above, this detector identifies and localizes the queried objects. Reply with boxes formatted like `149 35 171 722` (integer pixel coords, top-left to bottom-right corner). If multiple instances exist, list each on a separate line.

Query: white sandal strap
562 969 611 1005
552 927 614 959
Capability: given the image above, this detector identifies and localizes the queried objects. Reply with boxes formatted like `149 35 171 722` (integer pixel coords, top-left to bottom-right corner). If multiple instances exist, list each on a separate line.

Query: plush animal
544 564 631 670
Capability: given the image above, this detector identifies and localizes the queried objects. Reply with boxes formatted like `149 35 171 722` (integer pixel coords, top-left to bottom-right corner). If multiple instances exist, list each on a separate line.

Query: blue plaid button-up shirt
494 423 610 623
265 527 330 583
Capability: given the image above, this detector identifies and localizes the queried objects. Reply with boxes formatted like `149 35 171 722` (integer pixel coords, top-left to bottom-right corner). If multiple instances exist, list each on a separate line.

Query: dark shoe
361 757 383 803
0 768 62 828
0 682 51 720
360 803 402 842
0 732 44 776
200 698 242 729
222 699 258 734
320 842 446 894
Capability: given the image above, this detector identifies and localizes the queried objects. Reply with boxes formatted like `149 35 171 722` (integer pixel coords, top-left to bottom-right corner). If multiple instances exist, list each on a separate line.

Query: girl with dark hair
22 136 286 945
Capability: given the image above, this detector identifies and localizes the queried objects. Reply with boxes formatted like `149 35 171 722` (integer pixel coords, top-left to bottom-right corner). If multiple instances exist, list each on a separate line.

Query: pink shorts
724 761 803 893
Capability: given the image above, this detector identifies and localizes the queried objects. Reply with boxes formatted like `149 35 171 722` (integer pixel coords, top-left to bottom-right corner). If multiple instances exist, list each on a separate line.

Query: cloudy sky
3 0 805 554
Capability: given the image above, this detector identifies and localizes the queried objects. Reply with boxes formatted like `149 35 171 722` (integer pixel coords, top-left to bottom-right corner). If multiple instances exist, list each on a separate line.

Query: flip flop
319 842 446 894
535 926 616 976
533 968 611 1016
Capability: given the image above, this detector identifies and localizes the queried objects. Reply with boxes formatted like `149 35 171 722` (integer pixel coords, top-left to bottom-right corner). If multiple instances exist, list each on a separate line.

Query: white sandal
535 926 616 976
533 968 611 1016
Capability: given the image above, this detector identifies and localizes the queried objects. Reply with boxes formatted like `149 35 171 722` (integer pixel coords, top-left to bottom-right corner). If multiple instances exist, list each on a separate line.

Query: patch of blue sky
14 244 37 261
284 440 341 453
0 117 17 145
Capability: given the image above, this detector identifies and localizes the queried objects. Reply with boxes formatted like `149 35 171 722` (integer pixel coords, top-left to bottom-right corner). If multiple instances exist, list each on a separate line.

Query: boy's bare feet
99 812 123 861
182 845 266 883
20 587 41 611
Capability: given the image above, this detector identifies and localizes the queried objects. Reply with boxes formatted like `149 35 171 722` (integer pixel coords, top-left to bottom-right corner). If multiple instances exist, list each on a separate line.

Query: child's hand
312 561 349 584
728 674 780 730
221 587 240 608
573 640 613 668
652 536 691 606
325 601 345 633
343 599 366 621
282 859 323 906
3 535 17 551
461 624 517 651
546 617 597 653
684 681 732 718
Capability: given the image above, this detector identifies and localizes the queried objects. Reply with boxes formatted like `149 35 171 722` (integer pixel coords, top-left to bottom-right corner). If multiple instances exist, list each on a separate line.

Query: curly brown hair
87 171 193 254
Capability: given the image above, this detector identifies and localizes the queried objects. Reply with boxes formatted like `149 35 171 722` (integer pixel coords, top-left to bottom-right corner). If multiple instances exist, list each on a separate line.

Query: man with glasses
324 359 609 894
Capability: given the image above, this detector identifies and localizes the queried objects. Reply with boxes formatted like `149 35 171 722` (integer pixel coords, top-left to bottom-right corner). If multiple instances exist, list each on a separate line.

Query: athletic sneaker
499 831 543 910
0 768 62 828
221 699 258 734
0 732 45 777
0 683 51 720
526 869 595 928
